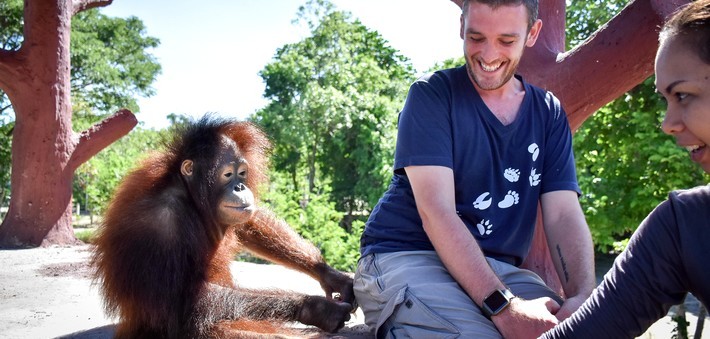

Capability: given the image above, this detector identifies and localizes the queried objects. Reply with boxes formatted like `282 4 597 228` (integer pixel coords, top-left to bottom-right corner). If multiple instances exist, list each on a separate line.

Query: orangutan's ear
180 160 194 177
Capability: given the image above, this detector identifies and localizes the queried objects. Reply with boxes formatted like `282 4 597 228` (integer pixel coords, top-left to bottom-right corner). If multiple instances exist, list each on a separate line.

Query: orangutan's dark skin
91 116 354 338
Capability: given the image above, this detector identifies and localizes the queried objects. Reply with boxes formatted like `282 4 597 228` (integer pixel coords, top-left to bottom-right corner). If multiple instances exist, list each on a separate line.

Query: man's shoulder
519 76 558 102
416 65 465 85
670 184 710 204
407 66 468 102
519 76 565 118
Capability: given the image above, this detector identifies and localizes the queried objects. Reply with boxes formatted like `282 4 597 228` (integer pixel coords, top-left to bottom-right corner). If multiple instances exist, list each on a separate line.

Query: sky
100 0 463 129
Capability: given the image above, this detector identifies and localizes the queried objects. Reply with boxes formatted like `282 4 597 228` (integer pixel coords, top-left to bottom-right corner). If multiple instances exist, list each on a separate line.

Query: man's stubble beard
464 56 520 91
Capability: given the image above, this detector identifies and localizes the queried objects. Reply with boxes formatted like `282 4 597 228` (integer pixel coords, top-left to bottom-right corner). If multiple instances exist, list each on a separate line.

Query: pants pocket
379 286 459 339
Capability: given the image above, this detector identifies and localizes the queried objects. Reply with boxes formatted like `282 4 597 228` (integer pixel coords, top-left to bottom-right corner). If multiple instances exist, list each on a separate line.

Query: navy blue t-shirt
360 66 580 266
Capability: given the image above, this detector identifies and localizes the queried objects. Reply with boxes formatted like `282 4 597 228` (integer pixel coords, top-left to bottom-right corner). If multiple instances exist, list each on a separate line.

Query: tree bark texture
449 0 690 294
0 0 136 248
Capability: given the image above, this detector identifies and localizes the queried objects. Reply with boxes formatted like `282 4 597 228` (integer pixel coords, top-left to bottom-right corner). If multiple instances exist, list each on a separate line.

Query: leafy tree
575 80 708 251
567 0 709 251
253 0 414 225
67 8 160 164
70 9 160 114
0 1 158 116
565 0 630 48
252 0 414 269
263 172 361 271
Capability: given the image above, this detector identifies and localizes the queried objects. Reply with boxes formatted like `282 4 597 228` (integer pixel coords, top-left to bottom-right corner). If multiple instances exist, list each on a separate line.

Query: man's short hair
462 0 539 31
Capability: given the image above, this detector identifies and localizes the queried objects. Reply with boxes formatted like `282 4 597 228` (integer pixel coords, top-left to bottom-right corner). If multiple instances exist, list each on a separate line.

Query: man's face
460 2 541 92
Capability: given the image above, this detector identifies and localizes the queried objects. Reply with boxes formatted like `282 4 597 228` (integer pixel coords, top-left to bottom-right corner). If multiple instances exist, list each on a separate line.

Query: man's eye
501 40 515 46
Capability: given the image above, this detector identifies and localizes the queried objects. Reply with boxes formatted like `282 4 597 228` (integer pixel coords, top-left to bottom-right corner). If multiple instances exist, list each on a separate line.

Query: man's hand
553 294 587 321
492 297 560 339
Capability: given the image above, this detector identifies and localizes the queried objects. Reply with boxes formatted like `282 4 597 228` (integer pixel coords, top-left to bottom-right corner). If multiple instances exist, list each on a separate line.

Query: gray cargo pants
353 251 563 338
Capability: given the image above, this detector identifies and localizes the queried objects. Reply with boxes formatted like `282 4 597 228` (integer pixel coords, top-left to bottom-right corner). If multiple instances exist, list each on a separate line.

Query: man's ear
181 160 194 177
525 19 543 47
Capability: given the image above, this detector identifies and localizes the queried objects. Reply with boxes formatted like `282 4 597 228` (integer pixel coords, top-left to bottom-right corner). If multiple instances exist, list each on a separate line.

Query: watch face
485 290 509 312
483 289 514 317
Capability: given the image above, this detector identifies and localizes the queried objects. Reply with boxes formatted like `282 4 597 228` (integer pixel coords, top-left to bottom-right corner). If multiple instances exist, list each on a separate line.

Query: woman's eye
676 92 688 101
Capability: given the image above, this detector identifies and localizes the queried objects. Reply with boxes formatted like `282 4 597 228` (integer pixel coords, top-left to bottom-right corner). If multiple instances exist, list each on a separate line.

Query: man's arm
540 190 596 320
406 165 560 338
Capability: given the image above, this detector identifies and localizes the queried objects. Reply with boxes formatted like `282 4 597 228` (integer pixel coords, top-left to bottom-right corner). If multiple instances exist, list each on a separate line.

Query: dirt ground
0 245 707 339
0 245 370 338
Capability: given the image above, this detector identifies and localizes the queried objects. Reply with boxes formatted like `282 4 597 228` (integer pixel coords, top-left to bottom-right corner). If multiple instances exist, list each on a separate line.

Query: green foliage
262 172 361 271
428 56 465 72
0 0 22 51
73 106 167 216
565 0 630 49
574 80 708 251
0 0 161 116
567 0 708 251
0 121 11 209
253 0 414 217
70 9 161 114
74 228 96 243
253 0 416 269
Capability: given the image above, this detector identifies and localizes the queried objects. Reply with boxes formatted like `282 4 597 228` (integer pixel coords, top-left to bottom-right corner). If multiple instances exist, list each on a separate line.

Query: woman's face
656 37 710 173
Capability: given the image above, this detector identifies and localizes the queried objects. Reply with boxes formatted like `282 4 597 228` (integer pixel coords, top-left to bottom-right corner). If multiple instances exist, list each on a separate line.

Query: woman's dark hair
660 0 710 64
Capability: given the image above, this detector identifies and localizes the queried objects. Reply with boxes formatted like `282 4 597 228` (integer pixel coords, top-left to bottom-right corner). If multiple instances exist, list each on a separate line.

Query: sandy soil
0 245 370 338
0 245 707 339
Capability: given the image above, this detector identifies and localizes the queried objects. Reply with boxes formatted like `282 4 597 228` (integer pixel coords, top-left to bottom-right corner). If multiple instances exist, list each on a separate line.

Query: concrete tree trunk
0 0 137 248
450 0 690 293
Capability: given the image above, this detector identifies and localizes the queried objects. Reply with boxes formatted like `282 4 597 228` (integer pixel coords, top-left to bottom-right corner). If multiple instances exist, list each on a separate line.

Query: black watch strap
481 288 516 318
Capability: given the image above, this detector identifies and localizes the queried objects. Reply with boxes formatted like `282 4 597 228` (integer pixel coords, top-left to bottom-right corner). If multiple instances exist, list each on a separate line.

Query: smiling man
353 0 596 338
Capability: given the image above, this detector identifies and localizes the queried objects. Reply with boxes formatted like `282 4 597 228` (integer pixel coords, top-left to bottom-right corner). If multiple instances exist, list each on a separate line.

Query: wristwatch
481 288 516 318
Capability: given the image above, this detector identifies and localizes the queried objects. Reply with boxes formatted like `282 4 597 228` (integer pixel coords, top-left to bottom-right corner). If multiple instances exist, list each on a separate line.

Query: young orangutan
92 115 355 338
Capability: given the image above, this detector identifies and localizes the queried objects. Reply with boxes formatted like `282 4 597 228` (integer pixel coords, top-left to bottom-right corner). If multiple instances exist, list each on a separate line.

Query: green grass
74 228 96 243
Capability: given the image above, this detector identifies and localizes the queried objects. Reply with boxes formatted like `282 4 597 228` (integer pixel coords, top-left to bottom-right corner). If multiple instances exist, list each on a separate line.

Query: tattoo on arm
556 244 570 283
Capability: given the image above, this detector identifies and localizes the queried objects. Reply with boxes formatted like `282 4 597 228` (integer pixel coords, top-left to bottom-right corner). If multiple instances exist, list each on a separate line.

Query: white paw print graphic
529 168 541 187
473 192 492 210
477 219 493 236
497 190 519 209
503 168 520 182
528 143 540 161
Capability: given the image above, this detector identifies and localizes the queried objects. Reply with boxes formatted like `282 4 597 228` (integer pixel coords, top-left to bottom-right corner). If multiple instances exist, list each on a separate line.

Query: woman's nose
660 107 684 135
